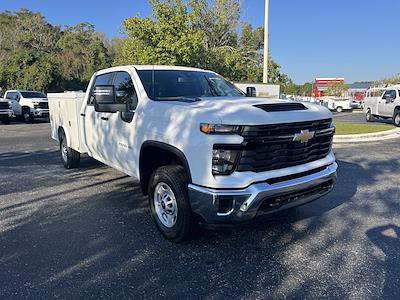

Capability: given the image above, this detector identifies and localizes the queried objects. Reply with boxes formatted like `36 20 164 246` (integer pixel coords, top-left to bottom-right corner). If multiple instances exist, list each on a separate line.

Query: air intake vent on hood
254 103 307 112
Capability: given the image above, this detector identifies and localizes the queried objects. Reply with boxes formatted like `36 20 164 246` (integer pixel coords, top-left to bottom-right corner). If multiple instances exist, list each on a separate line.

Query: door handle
80 113 86 117
101 117 109 121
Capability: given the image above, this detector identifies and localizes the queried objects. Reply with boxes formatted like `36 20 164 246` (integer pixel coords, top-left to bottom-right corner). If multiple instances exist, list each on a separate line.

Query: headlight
212 149 239 175
200 123 242 134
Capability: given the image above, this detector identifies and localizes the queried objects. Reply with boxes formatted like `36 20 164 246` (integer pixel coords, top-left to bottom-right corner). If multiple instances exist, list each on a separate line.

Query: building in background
234 83 280 98
314 78 345 97
347 83 372 101
314 78 371 101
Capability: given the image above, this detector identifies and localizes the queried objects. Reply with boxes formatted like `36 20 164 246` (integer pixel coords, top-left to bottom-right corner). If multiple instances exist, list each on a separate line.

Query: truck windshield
20 91 47 98
137 70 245 101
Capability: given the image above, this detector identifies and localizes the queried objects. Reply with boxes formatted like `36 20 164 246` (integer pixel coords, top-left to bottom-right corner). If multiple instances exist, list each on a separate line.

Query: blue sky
1 0 399 84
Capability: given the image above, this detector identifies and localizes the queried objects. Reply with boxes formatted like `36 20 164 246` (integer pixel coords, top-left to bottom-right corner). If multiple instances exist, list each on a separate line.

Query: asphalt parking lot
333 111 394 125
1 122 400 299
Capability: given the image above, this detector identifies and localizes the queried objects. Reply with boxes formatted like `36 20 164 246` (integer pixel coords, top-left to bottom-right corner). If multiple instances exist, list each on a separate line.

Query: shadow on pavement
0 148 399 298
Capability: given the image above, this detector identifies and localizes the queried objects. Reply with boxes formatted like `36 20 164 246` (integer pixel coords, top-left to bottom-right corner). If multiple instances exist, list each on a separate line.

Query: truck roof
96 65 209 75
5 90 43 93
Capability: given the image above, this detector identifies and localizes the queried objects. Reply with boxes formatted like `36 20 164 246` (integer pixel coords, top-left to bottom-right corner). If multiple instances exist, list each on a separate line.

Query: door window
88 73 113 105
383 90 396 101
113 71 138 111
5 92 18 100
113 71 138 123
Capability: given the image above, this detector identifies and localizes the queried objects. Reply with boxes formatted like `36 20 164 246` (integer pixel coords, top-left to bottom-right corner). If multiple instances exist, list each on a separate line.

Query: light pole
263 0 270 83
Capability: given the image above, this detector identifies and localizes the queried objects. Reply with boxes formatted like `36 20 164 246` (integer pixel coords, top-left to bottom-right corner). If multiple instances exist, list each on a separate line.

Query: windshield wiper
156 97 201 102
204 76 221 96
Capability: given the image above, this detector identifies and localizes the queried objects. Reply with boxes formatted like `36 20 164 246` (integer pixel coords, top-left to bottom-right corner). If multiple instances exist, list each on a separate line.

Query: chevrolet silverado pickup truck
0 99 13 124
49 65 337 242
4 90 49 123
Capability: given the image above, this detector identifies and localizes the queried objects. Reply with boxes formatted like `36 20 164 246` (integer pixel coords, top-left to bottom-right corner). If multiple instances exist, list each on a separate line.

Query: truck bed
48 92 87 153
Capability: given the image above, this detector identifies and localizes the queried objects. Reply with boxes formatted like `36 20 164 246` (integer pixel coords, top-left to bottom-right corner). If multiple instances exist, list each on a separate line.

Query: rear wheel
366 109 375 122
394 111 400 127
336 106 343 113
60 135 80 169
148 165 195 242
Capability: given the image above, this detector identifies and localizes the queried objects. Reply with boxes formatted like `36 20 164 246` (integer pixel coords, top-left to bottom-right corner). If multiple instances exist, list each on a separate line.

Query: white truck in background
234 82 280 98
3 90 49 123
326 98 353 113
364 86 400 126
0 99 13 124
49 65 337 242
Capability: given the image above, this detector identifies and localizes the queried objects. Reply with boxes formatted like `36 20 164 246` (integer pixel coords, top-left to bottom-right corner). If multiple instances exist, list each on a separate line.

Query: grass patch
335 122 394 135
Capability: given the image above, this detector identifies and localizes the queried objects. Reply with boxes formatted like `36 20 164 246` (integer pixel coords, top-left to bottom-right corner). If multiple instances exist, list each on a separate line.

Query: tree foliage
116 0 290 84
374 74 400 87
0 10 110 92
325 83 349 97
0 2 292 93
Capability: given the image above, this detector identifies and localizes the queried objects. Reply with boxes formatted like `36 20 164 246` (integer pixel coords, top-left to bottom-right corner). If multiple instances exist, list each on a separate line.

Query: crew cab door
379 90 396 117
81 72 114 162
5 91 22 115
105 71 139 175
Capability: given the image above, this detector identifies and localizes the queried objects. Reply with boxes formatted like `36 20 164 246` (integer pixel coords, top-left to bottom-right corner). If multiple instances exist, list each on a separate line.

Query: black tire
366 109 374 122
59 135 80 169
336 106 343 113
2 118 10 125
22 107 34 123
394 111 400 127
148 165 195 242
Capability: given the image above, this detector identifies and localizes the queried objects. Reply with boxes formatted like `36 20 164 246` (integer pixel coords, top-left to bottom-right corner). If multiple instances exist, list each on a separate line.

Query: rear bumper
188 163 337 224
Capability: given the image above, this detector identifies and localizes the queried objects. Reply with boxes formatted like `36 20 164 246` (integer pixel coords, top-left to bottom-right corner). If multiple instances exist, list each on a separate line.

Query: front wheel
2 118 10 124
394 111 400 127
60 137 80 169
336 106 343 113
22 108 34 123
148 165 195 242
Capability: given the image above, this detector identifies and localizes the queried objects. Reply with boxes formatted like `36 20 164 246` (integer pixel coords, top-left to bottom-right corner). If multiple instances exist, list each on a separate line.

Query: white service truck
49 65 337 242
326 98 352 113
4 90 49 123
0 99 13 124
364 86 400 126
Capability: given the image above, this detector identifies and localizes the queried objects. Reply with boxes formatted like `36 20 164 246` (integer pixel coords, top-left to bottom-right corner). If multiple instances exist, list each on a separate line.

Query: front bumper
0 110 13 118
188 162 337 224
32 109 49 118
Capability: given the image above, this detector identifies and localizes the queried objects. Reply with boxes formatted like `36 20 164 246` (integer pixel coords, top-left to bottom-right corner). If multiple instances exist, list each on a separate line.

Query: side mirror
383 94 394 103
246 86 256 97
93 85 127 113
15 95 20 101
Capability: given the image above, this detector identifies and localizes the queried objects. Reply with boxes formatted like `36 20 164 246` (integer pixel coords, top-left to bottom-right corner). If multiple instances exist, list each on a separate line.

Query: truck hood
174 97 333 125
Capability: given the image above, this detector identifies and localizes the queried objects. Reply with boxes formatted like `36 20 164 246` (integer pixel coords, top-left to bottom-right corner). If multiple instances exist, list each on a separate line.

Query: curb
333 128 400 143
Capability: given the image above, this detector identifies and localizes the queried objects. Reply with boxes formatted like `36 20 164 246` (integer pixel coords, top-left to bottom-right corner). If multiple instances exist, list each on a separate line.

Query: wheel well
21 106 30 112
394 106 400 113
139 142 192 195
58 126 65 142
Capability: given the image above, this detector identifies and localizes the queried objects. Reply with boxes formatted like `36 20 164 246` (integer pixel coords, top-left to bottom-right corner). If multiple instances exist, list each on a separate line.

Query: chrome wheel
23 112 30 122
395 114 400 126
153 182 178 228
61 141 68 163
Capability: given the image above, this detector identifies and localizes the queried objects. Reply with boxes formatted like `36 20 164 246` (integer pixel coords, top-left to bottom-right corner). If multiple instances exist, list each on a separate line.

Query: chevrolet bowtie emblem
293 130 315 143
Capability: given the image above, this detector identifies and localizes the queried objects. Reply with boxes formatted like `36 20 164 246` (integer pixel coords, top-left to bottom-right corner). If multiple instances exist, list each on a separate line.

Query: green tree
325 83 348 97
116 0 204 66
56 23 111 90
117 0 291 84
